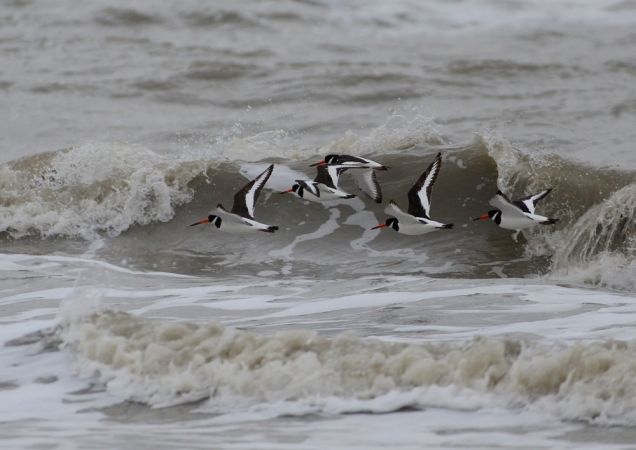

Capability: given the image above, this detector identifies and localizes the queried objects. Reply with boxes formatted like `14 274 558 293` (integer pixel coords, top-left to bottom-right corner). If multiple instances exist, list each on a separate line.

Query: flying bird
280 164 355 202
190 164 278 233
310 154 387 203
371 152 453 235
473 189 558 240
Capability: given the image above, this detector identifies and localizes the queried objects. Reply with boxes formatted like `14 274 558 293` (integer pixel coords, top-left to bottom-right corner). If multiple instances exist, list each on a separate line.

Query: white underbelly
220 219 273 234
397 223 439 235
219 223 262 234
498 215 539 231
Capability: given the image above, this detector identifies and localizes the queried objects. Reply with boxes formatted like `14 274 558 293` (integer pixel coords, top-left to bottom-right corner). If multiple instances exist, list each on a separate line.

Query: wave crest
0 142 207 239
551 184 636 291
60 308 636 424
476 131 635 290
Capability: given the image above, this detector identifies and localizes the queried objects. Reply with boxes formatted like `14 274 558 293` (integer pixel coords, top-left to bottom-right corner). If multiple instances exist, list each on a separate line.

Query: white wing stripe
245 169 269 218
327 165 341 188
352 169 381 202
299 180 320 197
522 198 535 214
417 158 439 216
523 189 550 214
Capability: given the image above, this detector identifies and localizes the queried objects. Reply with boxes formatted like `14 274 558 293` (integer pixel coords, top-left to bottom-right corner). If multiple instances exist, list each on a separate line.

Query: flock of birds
191 153 559 239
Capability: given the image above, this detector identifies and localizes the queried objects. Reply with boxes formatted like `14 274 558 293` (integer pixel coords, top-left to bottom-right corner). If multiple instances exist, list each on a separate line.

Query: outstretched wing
513 189 552 214
314 164 346 189
352 169 382 203
489 190 526 218
295 179 320 197
333 155 385 169
407 153 442 218
231 164 274 219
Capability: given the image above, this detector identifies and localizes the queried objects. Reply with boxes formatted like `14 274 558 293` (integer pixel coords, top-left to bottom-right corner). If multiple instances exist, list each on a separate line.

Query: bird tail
262 225 279 233
541 218 559 225
440 223 454 229
343 194 356 199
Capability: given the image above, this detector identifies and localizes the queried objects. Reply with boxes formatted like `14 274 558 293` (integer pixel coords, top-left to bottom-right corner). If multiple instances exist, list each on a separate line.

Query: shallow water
1 0 636 449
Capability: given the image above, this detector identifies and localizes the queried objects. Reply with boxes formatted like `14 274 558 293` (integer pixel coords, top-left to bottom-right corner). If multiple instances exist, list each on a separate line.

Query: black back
329 154 368 165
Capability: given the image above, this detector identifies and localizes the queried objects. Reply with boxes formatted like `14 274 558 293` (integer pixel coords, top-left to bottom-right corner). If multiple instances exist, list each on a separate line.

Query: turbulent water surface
1 1 636 449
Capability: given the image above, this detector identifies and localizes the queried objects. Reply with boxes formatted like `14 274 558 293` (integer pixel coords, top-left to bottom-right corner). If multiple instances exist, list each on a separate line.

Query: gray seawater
1 1 636 449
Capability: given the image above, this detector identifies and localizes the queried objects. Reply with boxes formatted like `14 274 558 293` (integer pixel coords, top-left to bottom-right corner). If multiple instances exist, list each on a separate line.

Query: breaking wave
59 308 636 425
0 142 208 239
551 184 636 291
0 115 445 240
474 132 635 291
0 118 633 290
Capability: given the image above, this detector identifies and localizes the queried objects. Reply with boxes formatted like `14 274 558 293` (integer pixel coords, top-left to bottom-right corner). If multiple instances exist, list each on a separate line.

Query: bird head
371 217 399 231
472 210 500 222
190 214 222 228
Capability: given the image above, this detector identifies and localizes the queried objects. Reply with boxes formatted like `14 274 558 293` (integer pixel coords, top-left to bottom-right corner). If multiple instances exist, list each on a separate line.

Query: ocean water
1 0 636 449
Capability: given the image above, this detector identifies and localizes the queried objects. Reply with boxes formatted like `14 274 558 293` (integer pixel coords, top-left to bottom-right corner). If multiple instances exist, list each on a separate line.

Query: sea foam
59 308 636 424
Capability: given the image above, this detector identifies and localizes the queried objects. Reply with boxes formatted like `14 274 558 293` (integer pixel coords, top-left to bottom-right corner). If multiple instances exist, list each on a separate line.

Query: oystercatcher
190 164 278 233
473 189 558 240
371 153 453 235
311 154 387 203
280 164 355 202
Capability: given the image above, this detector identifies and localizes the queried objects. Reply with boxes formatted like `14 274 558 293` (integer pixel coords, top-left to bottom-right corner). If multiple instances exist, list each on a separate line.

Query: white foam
58 304 636 425
552 253 636 292
477 132 635 292
0 252 195 278
320 113 447 155
550 184 636 291
0 142 210 239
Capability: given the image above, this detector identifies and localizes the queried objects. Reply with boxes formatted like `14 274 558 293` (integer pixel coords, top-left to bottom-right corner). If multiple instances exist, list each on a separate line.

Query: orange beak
309 159 326 167
280 188 294 194
190 218 210 226
472 214 490 221
370 224 388 230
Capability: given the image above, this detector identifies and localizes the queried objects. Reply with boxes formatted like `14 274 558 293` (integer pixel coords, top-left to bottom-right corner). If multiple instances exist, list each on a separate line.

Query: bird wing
513 189 552 214
407 152 441 218
314 164 346 189
352 169 382 203
231 164 273 219
489 190 527 218
295 179 320 197
334 155 384 169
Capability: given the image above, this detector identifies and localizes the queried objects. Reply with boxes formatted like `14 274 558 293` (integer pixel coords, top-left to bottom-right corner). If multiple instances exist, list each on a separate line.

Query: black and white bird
310 154 387 203
473 189 558 240
280 164 355 202
190 164 278 233
371 152 453 235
